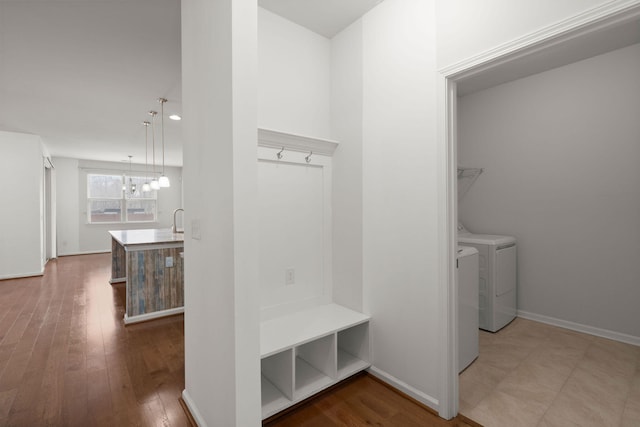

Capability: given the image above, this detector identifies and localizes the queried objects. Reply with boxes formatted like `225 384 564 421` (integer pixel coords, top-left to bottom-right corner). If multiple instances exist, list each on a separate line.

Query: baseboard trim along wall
181 390 207 427
517 310 640 347
367 366 439 413
0 269 44 281
58 250 111 257
124 307 185 325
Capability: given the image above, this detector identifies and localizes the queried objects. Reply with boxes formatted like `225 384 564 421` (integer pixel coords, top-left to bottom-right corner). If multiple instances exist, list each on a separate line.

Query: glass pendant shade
158 175 170 187
142 182 151 192
150 179 160 190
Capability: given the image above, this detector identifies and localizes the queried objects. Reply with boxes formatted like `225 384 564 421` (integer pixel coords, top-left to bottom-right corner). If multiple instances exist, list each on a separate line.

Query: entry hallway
460 318 640 426
0 254 472 426
3 254 639 426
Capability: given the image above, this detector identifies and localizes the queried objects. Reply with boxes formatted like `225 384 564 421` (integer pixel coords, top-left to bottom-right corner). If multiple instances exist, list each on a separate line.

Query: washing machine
458 223 517 332
457 246 479 373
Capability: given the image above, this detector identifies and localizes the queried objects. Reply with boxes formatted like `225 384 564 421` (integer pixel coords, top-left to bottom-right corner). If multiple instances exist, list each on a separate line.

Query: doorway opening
439 2 640 420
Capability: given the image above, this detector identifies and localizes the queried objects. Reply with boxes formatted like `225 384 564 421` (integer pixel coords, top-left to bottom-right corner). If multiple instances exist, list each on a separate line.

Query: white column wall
0 131 45 279
361 0 441 408
181 0 260 425
330 21 364 312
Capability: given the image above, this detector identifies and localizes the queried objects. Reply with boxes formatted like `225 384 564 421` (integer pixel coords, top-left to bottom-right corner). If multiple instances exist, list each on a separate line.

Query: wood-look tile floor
459 317 640 427
0 253 189 427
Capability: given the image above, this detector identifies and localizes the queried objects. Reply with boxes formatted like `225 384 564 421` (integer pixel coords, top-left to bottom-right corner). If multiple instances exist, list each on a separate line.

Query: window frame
86 172 158 224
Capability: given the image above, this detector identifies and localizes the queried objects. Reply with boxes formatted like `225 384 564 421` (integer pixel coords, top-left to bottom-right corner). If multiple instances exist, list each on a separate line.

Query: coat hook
277 147 284 160
305 151 312 163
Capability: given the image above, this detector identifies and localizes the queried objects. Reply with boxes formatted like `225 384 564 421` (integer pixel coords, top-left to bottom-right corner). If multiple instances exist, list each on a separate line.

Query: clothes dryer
458 224 517 332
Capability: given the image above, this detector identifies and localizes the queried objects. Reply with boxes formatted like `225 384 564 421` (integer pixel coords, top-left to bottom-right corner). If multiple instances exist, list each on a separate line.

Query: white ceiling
0 0 381 167
258 0 384 38
1 1 637 167
0 0 183 166
457 17 640 96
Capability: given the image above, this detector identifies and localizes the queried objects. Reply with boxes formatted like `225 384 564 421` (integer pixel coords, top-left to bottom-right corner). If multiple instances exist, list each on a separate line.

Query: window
87 173 157 223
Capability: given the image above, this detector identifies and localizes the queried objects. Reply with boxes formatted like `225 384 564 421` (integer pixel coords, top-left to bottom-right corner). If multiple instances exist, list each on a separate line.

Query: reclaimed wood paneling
110 238 126 282
126 246 184 317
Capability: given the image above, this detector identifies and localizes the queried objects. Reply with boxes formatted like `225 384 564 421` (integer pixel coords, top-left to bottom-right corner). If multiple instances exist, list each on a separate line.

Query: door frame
43 157 56 264
437 1 640 419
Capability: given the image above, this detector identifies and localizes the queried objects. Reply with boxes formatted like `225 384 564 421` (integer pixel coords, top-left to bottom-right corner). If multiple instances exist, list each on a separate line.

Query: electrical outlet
165 256 174 268
285 268 295 285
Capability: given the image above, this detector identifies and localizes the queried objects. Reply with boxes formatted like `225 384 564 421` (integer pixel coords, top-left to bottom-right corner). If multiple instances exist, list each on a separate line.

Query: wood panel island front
109 229 184 324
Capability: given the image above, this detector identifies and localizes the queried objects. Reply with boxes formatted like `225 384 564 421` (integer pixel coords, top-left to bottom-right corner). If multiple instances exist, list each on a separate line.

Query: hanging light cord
159 98 167 175
144 121 149 182
149 111 157 176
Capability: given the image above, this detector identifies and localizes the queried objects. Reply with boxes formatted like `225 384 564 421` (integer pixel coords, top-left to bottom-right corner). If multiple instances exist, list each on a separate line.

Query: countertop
109 229 184 246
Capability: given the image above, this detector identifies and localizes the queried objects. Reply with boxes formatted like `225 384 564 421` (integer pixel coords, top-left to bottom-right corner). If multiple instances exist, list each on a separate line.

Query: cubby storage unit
337 322 370 379
260 303 370 419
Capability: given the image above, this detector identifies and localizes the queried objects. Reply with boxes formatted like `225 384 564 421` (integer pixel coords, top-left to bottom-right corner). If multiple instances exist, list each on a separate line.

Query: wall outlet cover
285 268 295 285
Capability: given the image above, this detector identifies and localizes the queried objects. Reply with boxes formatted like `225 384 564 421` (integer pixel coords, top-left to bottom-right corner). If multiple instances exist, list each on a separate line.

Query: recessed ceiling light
169 114 181 121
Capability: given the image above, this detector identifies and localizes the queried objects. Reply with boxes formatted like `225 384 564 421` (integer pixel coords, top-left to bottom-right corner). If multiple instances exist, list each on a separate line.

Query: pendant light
141 121 151 192
157 97 170 188
148 110 160 190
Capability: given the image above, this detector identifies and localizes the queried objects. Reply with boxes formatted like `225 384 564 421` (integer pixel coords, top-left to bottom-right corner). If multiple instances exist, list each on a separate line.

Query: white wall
181 0 260 425
331 21 364 312
435 0 609 68
259 0 443 411
258 7 331 140
360 0 441 408
258 158 326 314
52 157 183 255
54 157 81 255
0 131 45 279
458 43 640 338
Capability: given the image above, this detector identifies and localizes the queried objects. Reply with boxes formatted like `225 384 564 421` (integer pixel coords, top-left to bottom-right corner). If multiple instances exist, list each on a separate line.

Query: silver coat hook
276 147 284 160
305 151 313 163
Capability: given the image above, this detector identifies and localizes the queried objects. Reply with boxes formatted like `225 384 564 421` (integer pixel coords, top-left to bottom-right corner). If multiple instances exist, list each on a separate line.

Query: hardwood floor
0 254 189 427
1 253 478 426
264 373 479 427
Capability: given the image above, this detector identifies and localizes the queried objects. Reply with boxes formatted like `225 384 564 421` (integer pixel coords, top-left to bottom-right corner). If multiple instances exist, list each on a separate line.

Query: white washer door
495 245 516 296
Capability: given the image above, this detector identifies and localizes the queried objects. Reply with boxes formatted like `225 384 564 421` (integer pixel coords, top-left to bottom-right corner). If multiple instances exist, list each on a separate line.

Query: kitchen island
109 229 184 324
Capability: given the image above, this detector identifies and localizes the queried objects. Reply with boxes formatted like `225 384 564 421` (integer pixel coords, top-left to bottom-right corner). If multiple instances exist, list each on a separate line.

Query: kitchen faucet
172 208 184 233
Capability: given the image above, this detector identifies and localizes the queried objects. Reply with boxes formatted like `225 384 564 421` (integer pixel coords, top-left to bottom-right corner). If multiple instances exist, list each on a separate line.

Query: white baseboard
181 389 207 427
58 250 110 256
0 269 44 280
517 310 640 347
367 366 439 413
124 307 184 325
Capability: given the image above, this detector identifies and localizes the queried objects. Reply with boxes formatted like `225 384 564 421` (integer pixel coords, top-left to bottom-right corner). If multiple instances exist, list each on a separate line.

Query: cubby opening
337 322 370 379
294 334 335 399
261 350 294 418
259 304 370 419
